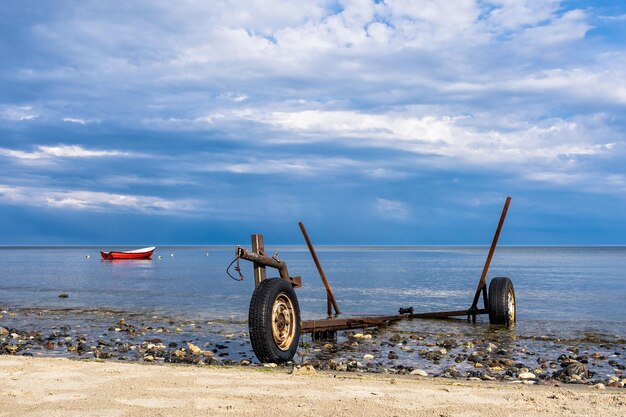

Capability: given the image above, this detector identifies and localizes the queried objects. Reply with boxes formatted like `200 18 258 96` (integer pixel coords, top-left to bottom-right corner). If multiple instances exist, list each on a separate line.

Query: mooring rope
226 256 244 281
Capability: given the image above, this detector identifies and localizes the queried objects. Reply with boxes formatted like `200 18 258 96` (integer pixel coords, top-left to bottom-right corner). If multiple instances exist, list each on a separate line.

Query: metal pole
298 222 341 316
470 196 511 310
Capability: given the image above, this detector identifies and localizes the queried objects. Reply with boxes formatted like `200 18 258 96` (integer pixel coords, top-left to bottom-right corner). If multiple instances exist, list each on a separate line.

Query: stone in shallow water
565 362 589 378
518 372 536 380
187 342 202 355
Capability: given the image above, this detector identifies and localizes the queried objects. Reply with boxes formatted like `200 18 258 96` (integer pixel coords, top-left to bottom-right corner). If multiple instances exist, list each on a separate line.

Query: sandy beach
1 356 624 417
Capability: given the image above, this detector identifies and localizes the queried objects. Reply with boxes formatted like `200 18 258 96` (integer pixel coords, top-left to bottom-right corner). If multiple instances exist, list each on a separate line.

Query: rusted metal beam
409 308 487 319
470 196 511 312
302 315 402 333
236 246 302 288
301 308 489 333
298 221 341 316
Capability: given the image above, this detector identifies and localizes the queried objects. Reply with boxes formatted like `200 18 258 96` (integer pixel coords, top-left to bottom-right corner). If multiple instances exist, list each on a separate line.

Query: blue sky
1 0 625 245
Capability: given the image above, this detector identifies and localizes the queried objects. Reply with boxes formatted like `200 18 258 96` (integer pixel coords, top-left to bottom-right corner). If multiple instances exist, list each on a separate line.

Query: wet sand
1 356 624 417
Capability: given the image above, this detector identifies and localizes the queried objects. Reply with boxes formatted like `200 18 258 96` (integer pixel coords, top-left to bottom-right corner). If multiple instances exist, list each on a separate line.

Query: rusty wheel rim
507 287 516 323
272 293 296 351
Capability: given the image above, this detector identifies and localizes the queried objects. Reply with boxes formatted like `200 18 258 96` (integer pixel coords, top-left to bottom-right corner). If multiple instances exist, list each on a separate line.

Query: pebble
565 362 589 378
409 369 428 377
335 363 348 372
3 310 626 388
58 294 69 298
292 365 316 376
592 383 606 390
4 345 18 354
187 342 203 355
264 363 277 368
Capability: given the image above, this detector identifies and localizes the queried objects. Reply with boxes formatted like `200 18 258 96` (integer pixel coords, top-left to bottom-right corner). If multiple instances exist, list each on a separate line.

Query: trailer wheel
488 277 516 325
249 278 301 363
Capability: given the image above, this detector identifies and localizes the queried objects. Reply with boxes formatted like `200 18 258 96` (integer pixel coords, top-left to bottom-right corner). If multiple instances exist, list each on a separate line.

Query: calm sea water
1 246 625 339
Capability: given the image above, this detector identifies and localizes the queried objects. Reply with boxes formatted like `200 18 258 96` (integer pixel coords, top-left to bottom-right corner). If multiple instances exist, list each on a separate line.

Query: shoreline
1 356 625 416
2 307 626 388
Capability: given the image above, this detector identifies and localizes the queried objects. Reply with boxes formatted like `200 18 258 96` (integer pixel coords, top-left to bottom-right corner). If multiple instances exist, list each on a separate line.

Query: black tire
248 278 301 363
488 277 516 325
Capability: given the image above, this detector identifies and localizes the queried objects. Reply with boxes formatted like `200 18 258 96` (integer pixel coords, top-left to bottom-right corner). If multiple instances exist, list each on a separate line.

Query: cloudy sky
1 0 625 245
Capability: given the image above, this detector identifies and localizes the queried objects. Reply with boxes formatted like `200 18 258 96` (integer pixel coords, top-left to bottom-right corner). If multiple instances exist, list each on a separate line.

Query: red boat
100 246 156 260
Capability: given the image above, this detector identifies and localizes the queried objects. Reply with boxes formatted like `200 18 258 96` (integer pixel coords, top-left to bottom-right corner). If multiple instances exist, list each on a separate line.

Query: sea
1 246 625 369
1 245 625 335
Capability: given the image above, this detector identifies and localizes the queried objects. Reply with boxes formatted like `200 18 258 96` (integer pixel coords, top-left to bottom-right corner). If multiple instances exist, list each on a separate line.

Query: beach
1 356 624 417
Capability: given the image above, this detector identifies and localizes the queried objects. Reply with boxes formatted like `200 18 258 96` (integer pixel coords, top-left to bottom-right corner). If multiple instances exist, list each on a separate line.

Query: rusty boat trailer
235 197 515 363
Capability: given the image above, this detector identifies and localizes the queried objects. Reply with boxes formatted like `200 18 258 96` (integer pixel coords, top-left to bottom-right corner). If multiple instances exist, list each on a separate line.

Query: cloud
1 105 38 121
599 14 626 21
63 117 86 124
1 1 626 244
0 145 134 161
62 117 100 124
375 198 410 221
202 157 356 175
0 184 198 214
38 145 129 158
486 0 561 30
514 9 591 47
241 109 617 166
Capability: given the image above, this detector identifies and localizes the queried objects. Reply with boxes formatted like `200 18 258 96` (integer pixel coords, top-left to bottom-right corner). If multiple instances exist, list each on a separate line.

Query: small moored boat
100 246 156 260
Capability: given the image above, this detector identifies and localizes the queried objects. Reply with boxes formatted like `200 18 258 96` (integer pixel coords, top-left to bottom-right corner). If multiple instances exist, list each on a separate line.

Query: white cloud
0 184 198 214
375 197 409 221
0 148 43 160
509 68 626 104
1 106 38 121
201 156 361 176
63 117 86 124
0 145 133 161
486 0 561 30
599 14 626 21
38 145 129 158
515 9 591 46
62 117 100 124
240 109 617 166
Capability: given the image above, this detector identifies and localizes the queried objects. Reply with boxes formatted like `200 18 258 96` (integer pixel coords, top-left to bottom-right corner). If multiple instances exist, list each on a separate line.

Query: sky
1 0 625 245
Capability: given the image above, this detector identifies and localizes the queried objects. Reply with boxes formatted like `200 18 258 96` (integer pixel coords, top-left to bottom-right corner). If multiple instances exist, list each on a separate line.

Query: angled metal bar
470 196 511 311
298 221 341 316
